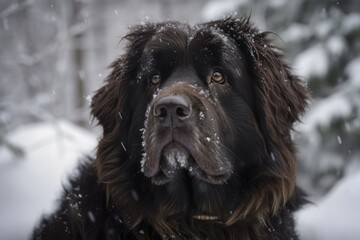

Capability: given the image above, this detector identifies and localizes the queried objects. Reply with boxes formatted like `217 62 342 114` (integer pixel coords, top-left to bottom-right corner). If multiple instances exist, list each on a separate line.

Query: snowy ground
296 171 360 240
0 121 97 240
0 121 359 239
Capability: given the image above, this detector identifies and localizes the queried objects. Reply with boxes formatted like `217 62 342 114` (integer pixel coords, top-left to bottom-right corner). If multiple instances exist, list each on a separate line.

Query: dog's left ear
213 18 309 220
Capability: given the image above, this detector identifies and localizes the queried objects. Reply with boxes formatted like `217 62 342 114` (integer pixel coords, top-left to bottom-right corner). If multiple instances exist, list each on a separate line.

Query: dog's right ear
91 24 160 217
91 58 124 135
91 24 158 134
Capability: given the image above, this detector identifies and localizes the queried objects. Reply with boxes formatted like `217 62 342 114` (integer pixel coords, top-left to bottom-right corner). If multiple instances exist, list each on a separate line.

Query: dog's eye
211 71 225 84
150 74 161 85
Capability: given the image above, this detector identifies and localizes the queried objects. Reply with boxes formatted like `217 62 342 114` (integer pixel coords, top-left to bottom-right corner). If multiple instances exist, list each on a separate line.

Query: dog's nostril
160 107 167 117
153 105 168 118
176 106 190 119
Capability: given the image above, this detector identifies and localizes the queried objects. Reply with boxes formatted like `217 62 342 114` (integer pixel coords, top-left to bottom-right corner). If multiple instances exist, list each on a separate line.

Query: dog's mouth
151 142 189 184
149 141 230 185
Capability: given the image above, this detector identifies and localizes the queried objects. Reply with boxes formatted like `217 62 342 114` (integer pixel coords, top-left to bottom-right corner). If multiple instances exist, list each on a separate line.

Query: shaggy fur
32 17 309 240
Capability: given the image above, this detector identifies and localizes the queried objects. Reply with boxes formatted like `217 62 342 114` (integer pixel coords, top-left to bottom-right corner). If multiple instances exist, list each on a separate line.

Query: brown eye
211 71 225 84
150 74 161 85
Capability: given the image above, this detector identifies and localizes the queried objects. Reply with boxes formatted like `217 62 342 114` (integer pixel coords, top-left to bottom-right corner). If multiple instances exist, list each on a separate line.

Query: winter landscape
1 0 360 239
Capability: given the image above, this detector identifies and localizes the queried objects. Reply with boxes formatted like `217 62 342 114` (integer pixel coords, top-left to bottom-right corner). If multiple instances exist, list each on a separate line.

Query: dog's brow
210 30 231 45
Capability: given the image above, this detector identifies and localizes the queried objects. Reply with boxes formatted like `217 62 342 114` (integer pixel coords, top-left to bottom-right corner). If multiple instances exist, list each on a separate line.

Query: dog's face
141 25 263 187
92 18 308 236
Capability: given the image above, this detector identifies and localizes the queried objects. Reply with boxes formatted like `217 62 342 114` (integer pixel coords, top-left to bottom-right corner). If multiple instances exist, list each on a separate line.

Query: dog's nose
153 95 192 125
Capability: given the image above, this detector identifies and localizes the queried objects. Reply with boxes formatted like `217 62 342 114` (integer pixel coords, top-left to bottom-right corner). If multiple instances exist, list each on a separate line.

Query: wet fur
32 17 308 240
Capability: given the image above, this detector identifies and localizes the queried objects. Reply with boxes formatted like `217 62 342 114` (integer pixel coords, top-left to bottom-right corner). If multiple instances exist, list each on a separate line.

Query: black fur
32 17 308 240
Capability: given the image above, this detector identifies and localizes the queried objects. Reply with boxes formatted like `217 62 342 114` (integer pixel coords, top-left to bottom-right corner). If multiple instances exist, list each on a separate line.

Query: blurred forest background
0 0 360 239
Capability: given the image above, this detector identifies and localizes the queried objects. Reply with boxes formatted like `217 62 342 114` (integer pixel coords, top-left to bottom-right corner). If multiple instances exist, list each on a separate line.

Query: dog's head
91 17 308 237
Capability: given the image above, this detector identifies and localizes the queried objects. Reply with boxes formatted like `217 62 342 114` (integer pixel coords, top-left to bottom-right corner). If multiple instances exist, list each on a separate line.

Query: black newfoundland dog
32 17 309 240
